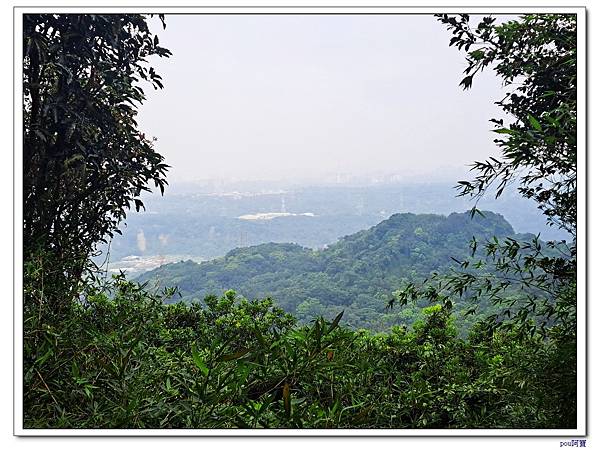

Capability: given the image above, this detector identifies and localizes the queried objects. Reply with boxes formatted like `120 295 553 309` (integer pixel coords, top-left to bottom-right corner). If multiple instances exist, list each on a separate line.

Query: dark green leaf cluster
23 14 171 309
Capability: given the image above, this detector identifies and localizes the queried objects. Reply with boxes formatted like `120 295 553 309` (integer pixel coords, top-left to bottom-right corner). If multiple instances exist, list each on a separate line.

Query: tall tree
23 14 172 304
391 13 578 339
438 13 577 236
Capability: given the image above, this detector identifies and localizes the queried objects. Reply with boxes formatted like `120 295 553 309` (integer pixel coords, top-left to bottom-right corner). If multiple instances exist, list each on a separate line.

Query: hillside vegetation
139 211 533 330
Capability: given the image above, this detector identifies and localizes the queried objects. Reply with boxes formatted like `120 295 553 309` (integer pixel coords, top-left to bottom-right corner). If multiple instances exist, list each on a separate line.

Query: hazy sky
137 14 511 183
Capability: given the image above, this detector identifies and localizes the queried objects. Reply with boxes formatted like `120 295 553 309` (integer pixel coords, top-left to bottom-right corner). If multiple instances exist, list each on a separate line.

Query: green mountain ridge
138 211 532 330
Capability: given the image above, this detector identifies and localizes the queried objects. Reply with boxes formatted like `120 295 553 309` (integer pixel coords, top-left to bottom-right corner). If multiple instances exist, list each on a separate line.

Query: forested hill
138 211 530 329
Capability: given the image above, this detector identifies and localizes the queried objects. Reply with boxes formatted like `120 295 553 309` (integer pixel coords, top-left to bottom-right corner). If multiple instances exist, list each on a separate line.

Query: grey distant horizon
138 14 513 185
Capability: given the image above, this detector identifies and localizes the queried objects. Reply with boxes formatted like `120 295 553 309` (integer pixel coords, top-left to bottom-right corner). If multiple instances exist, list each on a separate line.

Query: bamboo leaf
528 114 542 131
218 348 250 362
191 343 209 376
327 310 344 334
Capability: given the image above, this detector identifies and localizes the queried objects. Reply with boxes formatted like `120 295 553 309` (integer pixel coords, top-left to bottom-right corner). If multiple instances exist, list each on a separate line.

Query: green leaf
460 75 473 90
191 343 209 376
327 310 344 334
219 348 250 362
71 361 80 378
469 207 485 219
254 326 268 348
259 391 278 415
528 114 542 131
35 347 53 367
134 198 145 212
492 128 515 135
470 49 485 60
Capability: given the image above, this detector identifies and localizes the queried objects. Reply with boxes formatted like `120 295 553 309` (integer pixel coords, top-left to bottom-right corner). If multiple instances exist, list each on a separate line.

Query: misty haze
137 14 508 183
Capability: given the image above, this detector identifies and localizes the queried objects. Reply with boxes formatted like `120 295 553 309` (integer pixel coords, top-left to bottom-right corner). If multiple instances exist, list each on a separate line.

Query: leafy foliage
24 276 574 429
384 13 578 425
406 13 579 338
23 14 171 308
437 13 576 235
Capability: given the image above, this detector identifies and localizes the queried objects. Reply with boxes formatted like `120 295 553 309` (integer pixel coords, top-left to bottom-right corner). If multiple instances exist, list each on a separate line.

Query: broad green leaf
492 128 515 135
528 114 542 131
71 361 80 378
191 343 209 376
327 310 344 334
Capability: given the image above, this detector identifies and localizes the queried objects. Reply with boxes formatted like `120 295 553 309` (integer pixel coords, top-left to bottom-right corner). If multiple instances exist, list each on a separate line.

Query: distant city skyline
158 165 476 189
138 14 513 184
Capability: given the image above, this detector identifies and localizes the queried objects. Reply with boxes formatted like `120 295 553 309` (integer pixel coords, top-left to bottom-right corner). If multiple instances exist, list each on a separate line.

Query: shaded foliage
385 13 578 426
23 14 171 309
402 13 579 338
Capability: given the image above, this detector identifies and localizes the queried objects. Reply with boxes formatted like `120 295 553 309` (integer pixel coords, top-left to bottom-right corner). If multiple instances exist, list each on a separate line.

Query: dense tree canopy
24 283 573 428
23 14 171 304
